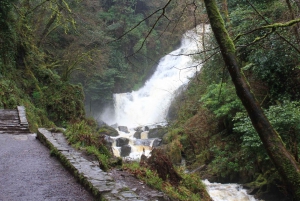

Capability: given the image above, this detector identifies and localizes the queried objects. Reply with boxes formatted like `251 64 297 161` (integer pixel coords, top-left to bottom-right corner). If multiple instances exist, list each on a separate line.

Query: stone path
0 107 94 200
0 133 95 201
37 128 144 200
0 106 168 201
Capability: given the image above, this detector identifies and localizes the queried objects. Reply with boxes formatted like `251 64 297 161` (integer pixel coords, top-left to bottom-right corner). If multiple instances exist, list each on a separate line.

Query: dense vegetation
165 0 300 200
2 0 300 200
0 0 195 126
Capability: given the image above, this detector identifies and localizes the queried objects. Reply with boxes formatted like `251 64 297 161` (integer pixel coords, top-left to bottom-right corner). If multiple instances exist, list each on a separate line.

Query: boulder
152 138 162 147
133 131 142 139
120 145 131 157
116 137 129 147
110 123 118 129
104 135 114 147
98 125 119 137
134 126 143 132
148 127 167 138
118 126 129 133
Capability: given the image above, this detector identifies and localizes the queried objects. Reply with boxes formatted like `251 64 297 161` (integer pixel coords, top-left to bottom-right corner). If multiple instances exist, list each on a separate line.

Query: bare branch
234 0 300 54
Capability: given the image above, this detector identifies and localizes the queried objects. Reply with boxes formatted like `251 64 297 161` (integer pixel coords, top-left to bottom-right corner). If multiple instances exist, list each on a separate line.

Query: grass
123 162 211 201
64 119 118 171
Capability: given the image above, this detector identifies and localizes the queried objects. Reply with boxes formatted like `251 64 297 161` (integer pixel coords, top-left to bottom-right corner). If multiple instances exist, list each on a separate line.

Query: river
101 24 259 201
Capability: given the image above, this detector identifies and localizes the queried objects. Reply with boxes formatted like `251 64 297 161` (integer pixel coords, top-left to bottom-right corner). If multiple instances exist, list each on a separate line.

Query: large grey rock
148 127 167 139
152 138 162 147
104 135 114 147
134 127 143 132
98 125 119 137
110 123 118 129
118 126 129 133
133 131 142 139
120 145 131 157
116 137 129 147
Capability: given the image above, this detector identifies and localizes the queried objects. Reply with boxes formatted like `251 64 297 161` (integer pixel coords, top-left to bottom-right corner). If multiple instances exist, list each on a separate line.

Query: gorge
101 25 259 201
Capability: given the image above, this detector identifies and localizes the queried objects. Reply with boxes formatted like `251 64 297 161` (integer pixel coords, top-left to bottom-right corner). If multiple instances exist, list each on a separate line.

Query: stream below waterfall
100 24 260 201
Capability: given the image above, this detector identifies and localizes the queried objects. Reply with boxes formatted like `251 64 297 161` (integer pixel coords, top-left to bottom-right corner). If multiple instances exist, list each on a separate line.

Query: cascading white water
104 24 210 128
100 24 260 201
203 180 260 201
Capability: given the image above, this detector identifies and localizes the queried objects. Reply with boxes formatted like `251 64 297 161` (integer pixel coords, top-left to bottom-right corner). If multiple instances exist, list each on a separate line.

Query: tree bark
221 0 229 23
203 0 300 199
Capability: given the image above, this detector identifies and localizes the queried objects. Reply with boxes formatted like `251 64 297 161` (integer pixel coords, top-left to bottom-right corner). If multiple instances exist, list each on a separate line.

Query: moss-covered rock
148 127 168 139
98 125 119 137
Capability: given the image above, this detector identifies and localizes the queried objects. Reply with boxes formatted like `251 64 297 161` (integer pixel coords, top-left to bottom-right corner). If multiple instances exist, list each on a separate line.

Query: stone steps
0 106 30 134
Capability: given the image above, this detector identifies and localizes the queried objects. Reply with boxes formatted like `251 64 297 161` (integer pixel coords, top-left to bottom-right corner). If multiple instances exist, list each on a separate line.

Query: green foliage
123 162 211 201
44 83 85 126
248 40 300 100
234 100 300 161
229 0 300 101
200 83 244 119
65 120 113 171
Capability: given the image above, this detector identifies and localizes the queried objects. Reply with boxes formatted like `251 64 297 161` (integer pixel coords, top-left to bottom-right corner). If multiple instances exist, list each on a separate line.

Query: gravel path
0 133 95 201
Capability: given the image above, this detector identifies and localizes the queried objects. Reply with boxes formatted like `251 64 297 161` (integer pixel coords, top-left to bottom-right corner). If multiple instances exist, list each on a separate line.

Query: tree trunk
221 0 229 23
203 0 300 199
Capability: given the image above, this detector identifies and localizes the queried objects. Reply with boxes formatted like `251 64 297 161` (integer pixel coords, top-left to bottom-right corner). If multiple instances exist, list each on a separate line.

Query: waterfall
102 24 209 128
100 24 260 201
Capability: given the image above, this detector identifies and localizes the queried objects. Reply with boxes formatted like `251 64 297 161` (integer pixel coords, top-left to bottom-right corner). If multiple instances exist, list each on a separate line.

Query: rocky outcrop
133 131 142 139
116 137 129 147
120 145 131 157
152 138 162 147
148 127 167 139
118 126 129 133
98 125 119 137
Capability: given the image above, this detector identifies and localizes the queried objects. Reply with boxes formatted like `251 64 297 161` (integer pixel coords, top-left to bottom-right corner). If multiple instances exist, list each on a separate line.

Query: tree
203 0 300 199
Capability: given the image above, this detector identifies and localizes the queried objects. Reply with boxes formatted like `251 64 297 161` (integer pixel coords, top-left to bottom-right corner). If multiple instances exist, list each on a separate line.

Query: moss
244 173 268 193
204 0 236 54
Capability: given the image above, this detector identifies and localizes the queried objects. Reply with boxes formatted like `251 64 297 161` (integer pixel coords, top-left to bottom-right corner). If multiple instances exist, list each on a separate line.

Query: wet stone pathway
0 107 167 201
0 133 95 201
37 128 143 201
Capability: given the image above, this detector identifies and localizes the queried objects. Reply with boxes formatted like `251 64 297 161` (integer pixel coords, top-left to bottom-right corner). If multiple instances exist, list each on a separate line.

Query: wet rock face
120 145 131 157
148 127 168 138
133 131 142 139
118 126 129 133
152 138 162 147
134 127 143 132
116 137 129 147
104 135 114 147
